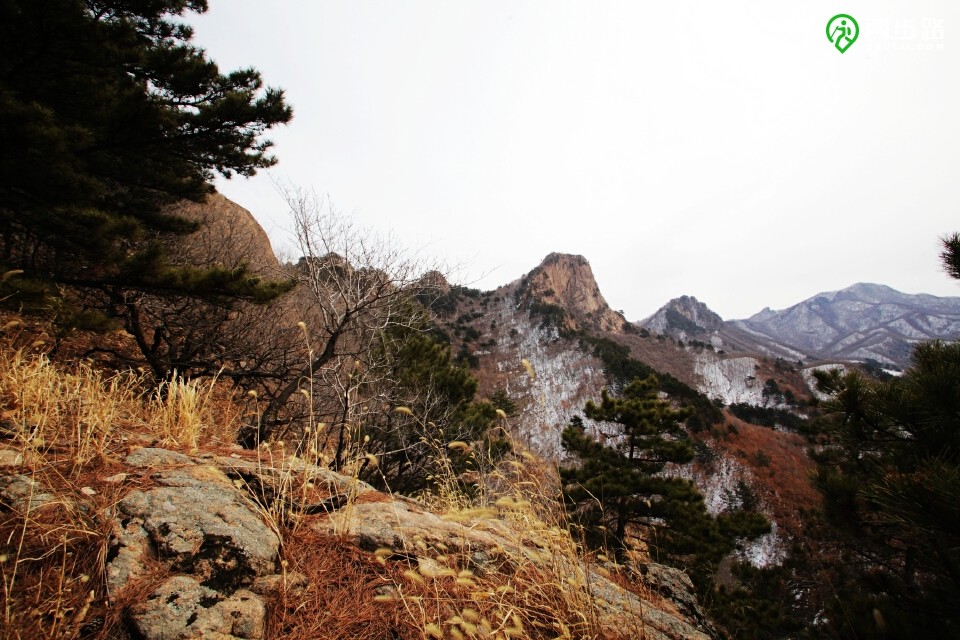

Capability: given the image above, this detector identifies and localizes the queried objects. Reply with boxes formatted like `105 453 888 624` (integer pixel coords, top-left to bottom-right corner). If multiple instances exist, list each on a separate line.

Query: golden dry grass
0 333 243 639
316 443 637 640
0 320 657 640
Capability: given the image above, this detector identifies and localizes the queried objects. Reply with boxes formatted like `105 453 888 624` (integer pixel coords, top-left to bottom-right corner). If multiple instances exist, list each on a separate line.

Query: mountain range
640 282 960 368
185 199 960 575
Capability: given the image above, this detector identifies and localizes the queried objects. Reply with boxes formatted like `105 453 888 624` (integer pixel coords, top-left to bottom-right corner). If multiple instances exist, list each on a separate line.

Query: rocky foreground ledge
1 446 717 640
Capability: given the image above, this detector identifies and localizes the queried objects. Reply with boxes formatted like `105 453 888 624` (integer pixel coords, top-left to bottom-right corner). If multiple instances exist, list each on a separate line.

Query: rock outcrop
316 494 717 640
108 450 282 640
641 295 724 341
60 445 718 640
167 192 282 277
519 253 627 333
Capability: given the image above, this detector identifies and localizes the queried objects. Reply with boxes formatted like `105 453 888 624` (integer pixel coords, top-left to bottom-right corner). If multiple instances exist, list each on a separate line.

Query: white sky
191 1 960 320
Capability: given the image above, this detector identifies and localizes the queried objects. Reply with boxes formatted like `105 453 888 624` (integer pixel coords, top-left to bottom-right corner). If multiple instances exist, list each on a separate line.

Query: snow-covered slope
670 456 786 568
729 283 960 367
694 354 764 405
486 298 608 460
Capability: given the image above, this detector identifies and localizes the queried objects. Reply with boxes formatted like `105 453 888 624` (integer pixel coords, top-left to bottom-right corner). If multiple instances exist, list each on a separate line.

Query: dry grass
0 322 659 640
711 413 821 537
0 333 243 639
286 439 638 640
0 348 143 469
267 530 421 639
151 372 228 450
0 494 103 639
272 523 624 640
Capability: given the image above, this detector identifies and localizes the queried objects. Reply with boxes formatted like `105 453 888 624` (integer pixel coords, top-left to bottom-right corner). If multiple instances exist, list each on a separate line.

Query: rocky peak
641 295 724 340
168 192 281 277
417 270 451 293
518 253 626 333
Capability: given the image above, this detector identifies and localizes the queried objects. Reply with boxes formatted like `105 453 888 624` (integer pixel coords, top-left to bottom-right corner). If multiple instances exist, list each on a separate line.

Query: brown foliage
714 414 821 536
267 531 418 640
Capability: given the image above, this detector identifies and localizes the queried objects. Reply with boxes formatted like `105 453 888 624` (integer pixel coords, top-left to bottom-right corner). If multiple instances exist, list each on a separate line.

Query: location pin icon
827 14 859 53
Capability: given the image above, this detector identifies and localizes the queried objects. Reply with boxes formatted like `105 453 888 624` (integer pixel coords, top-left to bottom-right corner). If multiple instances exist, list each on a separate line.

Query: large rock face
85 446 718 640
166 192 282 277
519 253 627 333
108 450 282 640
315 493 717 640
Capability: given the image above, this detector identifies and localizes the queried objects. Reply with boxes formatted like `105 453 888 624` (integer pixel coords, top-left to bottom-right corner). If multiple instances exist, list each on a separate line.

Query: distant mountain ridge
641 283 960 367
642 295 723 341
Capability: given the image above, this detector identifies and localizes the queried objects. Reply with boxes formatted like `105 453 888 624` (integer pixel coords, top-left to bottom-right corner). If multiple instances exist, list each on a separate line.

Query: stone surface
125 447 193 468
524 253 626 333
0 473 55 512
317 497 717 640
109 465 279 596
584 569 712 640
250 571 308 597
0 449 23 467
639 562 716 634
314 498 513 567
93 446 715 640
130 576 265 640
104 453 279 640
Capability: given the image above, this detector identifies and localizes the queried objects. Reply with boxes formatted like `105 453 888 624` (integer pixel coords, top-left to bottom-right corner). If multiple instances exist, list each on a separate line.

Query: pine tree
359 329 500 494
0 0 293 309
809 233 960 637
812 342 960 637
942 232 960 280
560 375 767 574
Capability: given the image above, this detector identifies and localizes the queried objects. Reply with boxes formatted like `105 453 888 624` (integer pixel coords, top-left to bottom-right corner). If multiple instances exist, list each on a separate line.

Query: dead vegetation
708 413 821 537
0 315 673 640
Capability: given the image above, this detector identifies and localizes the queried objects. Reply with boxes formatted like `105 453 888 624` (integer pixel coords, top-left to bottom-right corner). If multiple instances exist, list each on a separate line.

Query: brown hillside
167 192 282 277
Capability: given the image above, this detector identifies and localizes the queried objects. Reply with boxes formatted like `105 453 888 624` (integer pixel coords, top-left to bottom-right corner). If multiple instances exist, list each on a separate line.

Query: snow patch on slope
694 354 763 405
498 303 606 460
739 523 786 568
801 364 847 401
671 455 786 568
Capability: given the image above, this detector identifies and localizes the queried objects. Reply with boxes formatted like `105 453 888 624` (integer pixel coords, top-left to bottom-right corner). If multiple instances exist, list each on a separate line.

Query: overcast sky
191 1 960 320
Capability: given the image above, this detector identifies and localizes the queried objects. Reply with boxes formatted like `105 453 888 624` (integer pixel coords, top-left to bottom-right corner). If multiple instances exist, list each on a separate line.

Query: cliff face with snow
670 456 787 568
694 354 764 405
490 302 608 459
448 257 936 578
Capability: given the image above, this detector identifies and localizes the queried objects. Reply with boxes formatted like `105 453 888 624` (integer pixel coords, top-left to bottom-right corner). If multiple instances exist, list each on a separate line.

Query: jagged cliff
518 253 628 334
436 252 828 581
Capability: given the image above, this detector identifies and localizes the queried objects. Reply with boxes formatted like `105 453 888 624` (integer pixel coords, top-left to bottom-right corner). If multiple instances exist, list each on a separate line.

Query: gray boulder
108 464 279 595
105 454 282 640
129 576 265 640
0 473 55 512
